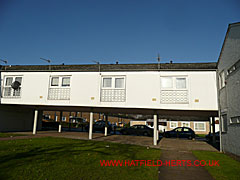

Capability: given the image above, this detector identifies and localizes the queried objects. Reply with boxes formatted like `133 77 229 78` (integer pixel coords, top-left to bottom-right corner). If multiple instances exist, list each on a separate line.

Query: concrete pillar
156 115 159 141
58 111 63 133
212 117 216 145
33 110 38 135
153 114 157 145
89 112 93 139
105 115 108 136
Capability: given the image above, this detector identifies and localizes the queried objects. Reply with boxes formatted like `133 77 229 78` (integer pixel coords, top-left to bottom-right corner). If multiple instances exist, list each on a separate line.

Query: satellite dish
11 81 21 90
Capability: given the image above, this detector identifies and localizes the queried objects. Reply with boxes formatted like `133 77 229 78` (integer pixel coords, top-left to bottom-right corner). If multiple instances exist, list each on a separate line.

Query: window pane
176 78 186 89
51 77 59 86
5 77 13 86
115 78 124 88
161 77 173 88
13 88 21 96
4 87 12 96
195 123 205 131
15 77 22 84
62 77 70 86
103 78 112 88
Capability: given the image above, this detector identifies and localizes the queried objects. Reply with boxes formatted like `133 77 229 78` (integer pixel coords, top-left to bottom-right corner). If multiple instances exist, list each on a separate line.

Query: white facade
0 70 218 111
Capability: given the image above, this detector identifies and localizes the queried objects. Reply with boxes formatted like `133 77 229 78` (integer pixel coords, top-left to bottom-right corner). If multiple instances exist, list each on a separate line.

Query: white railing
160 90 188 104
101 89 126 102
48 88 70 100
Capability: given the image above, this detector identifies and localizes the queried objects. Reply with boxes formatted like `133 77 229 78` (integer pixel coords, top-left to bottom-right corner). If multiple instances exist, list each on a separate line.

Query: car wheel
122 131 127 135
143 132 149 136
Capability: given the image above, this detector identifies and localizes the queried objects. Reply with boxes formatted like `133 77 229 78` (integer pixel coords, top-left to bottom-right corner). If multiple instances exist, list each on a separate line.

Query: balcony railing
101 89 126 102
160 90 188 104
48 88 70 100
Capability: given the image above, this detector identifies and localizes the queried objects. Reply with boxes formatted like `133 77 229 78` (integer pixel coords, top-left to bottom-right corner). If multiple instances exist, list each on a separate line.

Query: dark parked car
85 120 112 133
206 131 220 142
120 125 153 136
164 127 195 139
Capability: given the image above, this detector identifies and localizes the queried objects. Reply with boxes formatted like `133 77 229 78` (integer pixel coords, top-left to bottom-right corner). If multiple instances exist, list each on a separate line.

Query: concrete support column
58 111 63 133
33 110 38 135
89 112 93 139
105 115 108 136
212 117 216 145
156 115 159 141
153 114 157 146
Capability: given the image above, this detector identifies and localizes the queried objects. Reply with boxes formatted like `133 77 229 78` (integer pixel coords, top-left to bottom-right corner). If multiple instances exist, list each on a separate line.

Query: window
161 77 173 88
221 114 228 132
103 78 112 88
176 78 186 89
194 122 206 131
175 127 182 132
62 77 70 87
3 76 22 98
115 78 124 88
181 121 190 128
101 76 126 102
62 116 66 122
219 71 225 89
48 76 71 100
51 77 59 86
230 116 240 124
183 128 190 132
170 122 178 128
161 76 187 89
50 76 71 87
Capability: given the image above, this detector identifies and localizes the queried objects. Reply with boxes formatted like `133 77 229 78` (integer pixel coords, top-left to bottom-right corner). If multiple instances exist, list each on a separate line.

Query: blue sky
0 0 239 65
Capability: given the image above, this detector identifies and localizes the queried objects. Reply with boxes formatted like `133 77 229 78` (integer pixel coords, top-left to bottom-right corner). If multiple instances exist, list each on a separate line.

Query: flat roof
0 62 217 72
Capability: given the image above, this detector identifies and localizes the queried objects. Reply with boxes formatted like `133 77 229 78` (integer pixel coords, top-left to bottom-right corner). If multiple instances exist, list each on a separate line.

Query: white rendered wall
0 71 218 111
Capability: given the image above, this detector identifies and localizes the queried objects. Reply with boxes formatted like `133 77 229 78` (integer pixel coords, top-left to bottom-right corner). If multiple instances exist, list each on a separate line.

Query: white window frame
194 122 206 131
181 121 190 128
170 122 178 129
160 76 188 90
49 76 71 88
2 76 23 98
101 76 125 89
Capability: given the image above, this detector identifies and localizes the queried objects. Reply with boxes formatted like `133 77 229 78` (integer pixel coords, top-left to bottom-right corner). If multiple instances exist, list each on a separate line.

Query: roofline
0 69 217 72
0 62 217 72
217 22 240 67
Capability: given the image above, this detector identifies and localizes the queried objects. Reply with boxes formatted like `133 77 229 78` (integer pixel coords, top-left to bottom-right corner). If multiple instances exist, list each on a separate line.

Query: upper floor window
3 76 22 98
219 71 225 89
50 76 71 87
161 77 187 89
160 76 188 104
102 77 125 89
48 76 71 100
101 76 126 102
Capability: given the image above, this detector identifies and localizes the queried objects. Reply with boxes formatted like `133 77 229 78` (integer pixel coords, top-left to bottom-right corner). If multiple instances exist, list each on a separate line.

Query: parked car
85 120 112 133
120 125 153 136
164 127 195 139
205 131 220 142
